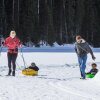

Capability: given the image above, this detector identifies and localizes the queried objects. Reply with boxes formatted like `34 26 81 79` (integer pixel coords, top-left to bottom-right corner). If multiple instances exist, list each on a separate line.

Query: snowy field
0 47 100 100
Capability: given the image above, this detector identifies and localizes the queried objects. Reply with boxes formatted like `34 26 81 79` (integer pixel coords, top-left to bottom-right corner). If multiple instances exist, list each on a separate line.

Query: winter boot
7 69 12 76
12 71 15 76
80 77 86 80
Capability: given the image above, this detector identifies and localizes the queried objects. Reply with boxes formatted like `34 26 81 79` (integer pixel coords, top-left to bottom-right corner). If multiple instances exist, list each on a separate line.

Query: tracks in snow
49 82 97 100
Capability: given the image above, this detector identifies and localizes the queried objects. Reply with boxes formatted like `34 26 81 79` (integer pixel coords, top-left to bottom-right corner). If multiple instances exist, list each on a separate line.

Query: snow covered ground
0 47 100 100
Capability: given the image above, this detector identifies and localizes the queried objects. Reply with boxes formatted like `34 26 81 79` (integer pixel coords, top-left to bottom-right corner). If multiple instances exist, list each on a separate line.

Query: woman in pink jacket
4 31 21 76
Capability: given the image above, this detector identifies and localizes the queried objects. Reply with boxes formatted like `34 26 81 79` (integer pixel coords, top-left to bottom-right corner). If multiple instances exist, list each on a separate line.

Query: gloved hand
19 44 22 48
92 56 96 60
17 44 22 48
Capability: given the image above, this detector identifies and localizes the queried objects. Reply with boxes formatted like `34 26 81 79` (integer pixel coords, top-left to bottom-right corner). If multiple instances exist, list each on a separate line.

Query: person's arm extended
16 38 22 48
86 43 96 60
3 38 8 47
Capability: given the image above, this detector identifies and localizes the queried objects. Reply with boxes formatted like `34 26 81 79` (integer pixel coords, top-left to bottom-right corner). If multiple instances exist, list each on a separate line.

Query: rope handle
20 47 27 68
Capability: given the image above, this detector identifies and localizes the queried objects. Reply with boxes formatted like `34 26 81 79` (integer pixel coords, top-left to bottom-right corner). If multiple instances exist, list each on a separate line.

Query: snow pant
7 53 18 73
78 55 87 79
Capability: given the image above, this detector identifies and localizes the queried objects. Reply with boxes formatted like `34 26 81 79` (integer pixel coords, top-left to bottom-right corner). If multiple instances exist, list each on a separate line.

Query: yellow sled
22 68 38 76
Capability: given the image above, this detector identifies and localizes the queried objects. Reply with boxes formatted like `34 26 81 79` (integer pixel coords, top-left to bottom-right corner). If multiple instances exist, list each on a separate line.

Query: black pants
7 53 18 71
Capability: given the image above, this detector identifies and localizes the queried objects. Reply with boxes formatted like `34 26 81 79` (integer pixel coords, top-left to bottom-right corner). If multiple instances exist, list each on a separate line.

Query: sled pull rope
16 61 22 70
20 48 27 68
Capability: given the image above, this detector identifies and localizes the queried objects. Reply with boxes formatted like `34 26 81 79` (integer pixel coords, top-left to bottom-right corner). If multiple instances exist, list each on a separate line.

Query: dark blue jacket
87 68 98 75
28 66 39 71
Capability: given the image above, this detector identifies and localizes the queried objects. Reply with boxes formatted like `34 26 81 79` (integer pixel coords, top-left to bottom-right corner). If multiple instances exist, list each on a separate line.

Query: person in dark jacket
86 63 98 75
75 35 96 79
22 62 39 76
27 63 39 71
4 30 21 76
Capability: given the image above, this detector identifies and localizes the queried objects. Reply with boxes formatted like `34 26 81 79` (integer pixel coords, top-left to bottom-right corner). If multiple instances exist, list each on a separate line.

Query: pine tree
0 0 100 47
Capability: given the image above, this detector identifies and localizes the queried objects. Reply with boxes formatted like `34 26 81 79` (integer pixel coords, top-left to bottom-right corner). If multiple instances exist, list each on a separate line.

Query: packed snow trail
0 52 100 100
0 64 100 100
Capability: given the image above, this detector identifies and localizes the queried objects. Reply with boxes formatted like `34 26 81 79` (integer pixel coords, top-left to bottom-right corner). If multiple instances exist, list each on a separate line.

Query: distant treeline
0 0 100 47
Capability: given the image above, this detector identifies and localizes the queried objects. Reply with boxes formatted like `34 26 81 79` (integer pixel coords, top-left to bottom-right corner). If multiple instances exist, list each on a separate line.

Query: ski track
0 76 70 100
49 82 97 100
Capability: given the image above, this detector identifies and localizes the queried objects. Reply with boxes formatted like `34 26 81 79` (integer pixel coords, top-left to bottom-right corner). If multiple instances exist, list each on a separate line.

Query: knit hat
31 63 36 67
76 35 82 43
10 31 16 38
76 35 82 40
